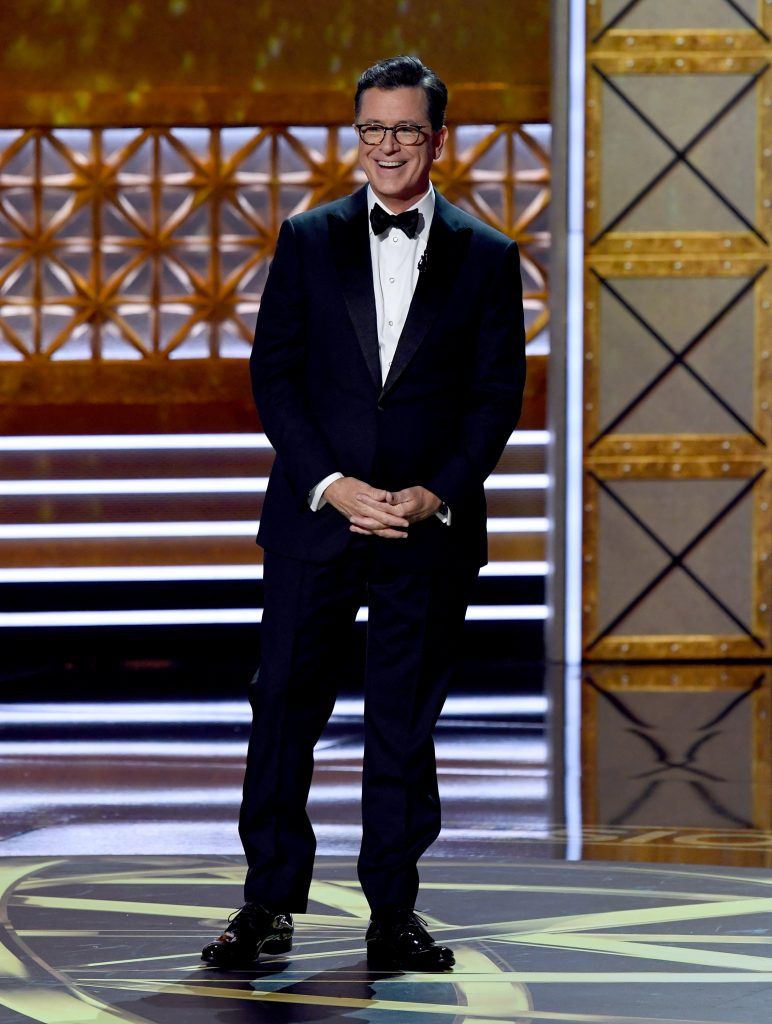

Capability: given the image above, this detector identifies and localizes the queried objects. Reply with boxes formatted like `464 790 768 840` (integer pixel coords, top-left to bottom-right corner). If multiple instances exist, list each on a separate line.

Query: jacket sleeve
424 240 526 507
250 218 340 507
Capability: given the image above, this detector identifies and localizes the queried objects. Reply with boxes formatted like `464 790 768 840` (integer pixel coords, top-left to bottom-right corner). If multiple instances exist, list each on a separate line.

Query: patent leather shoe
366 910 454 971
201 902 293 966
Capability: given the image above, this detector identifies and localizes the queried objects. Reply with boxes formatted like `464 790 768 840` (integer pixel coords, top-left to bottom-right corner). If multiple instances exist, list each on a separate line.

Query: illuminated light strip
0 605 548 627
0 560 548 583
564 0 587 862
2 694 548 723
0 473 547 496
0 517 548 539
0 434 275 451
0 430 548 451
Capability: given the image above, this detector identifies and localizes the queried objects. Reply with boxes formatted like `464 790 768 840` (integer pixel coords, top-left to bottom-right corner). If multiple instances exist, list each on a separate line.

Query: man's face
356 86 447 213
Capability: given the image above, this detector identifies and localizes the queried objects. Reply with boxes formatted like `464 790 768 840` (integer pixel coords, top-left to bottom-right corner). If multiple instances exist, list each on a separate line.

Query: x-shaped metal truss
589 266 767 447
592 0 770 45
591 64 769 245
584 672 764 827
586 468 766 649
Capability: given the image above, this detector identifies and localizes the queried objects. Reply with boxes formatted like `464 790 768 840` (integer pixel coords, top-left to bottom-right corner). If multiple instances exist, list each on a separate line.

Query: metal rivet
722 440 730 450
585 352 594 361
585 402 593 411
624 261 633 270
675 36 684 46
587 199 595 209
626 36 635 46
725 36 734 45
760 603 768 613
626 59 635 69
723 239 732 248
587 149 595 159
671 643 680 652
762 400 770 410
763 301 771 310
623 464 631 473
623 442 632 451
584 504 593 513
624 240 633 251
674 260 683 270
674 239 683 248
761 502 769 512
675 58 685 68
621 643 629 652
764 199 772 208
673 463 681 473
722 463 730 472
726 58 735 68
720 642 728 652
762 351 770 359
672 441 681 451
724 261 732 270
765 149 772 158
584 554 593 563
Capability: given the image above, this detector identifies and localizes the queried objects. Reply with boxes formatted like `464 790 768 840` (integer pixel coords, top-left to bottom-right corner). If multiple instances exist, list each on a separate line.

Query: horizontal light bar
2 694 548 724
0 605 547 627
0 472 547 496
0 430 548 452
487 518 548 533
0 477 268 496
0 517 548 539
0 433 275 451
0 561 548 583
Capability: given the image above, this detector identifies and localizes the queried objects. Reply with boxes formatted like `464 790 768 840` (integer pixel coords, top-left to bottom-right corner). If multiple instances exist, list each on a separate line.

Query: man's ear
433 125 448 159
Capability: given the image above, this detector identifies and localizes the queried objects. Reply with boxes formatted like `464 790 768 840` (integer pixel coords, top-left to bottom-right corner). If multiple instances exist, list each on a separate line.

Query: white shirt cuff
309 472 344 510
435 503 451 526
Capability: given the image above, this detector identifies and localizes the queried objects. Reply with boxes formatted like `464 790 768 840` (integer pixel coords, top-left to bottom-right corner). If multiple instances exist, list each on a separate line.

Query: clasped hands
325 476 441 539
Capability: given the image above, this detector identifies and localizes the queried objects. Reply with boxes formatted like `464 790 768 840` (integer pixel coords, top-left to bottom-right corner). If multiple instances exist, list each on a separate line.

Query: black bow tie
370 204 420 239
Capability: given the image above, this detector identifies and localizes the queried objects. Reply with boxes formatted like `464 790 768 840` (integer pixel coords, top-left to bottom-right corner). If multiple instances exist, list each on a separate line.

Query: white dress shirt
309 184 449 524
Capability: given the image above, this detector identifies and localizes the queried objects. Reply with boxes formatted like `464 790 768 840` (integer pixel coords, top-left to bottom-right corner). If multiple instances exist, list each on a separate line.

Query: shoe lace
226 903 265 933
396 911 429 938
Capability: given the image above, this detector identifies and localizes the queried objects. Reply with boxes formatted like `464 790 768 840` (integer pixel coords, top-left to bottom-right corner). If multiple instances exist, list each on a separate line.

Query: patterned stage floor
2 854 772 1024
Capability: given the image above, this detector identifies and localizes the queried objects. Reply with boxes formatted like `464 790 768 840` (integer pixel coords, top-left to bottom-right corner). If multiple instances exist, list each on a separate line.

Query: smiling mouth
377 160 406 168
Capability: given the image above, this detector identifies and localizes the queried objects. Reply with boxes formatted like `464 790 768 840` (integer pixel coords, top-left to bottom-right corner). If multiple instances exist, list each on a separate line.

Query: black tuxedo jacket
252 186 526 570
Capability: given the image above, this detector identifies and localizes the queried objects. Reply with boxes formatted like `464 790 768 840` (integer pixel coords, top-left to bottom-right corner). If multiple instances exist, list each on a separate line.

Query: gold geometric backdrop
583 0 772 660
0 122 549 429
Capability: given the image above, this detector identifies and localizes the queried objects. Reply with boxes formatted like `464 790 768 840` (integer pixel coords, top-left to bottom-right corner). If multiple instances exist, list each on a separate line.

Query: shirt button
388 320 393 327
389 277 395 283
391 235 399 243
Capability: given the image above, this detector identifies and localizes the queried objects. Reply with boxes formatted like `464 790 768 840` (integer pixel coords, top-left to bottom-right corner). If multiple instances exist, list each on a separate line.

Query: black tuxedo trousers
239 544 478 913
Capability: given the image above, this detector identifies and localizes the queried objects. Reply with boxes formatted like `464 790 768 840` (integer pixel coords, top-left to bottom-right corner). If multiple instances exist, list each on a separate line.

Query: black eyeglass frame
353 122 432 146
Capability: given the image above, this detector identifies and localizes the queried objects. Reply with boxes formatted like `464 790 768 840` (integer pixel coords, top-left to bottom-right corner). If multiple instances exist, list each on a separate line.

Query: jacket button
377 403 384 412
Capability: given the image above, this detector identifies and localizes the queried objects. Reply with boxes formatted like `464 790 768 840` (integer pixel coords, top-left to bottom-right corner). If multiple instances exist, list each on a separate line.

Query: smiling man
202 55 526 973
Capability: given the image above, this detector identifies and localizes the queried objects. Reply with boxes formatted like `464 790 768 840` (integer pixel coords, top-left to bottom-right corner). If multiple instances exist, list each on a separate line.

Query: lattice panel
583 0 772 660
0 123 550 365
581 664 772 866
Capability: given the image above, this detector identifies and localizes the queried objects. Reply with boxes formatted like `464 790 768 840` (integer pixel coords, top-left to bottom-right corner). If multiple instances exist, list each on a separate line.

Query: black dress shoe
366 910 454 971
201 903 293 966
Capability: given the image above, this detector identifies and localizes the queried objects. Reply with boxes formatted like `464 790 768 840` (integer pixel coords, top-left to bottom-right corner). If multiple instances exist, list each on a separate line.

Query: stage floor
3 854 772 1024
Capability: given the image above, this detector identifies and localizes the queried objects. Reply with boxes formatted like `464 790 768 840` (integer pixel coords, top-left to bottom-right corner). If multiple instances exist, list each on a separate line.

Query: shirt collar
367 183 435 238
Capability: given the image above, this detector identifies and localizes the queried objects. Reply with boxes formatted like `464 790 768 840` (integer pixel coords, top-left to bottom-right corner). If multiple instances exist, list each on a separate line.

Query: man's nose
380 130 400 154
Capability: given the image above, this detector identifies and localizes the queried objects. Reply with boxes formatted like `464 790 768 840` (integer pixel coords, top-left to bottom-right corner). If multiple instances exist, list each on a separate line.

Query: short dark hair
354 55 448 131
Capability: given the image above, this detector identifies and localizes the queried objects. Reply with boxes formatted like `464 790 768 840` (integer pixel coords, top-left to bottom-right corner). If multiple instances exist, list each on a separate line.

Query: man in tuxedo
203 54 525 971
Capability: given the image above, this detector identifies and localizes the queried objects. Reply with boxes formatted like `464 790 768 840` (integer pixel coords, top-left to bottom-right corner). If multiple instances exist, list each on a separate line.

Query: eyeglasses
354 123 429 146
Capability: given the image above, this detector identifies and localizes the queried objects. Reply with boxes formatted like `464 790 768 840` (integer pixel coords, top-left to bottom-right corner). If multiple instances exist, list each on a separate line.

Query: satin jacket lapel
328 190 381 389
381 195 472 397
